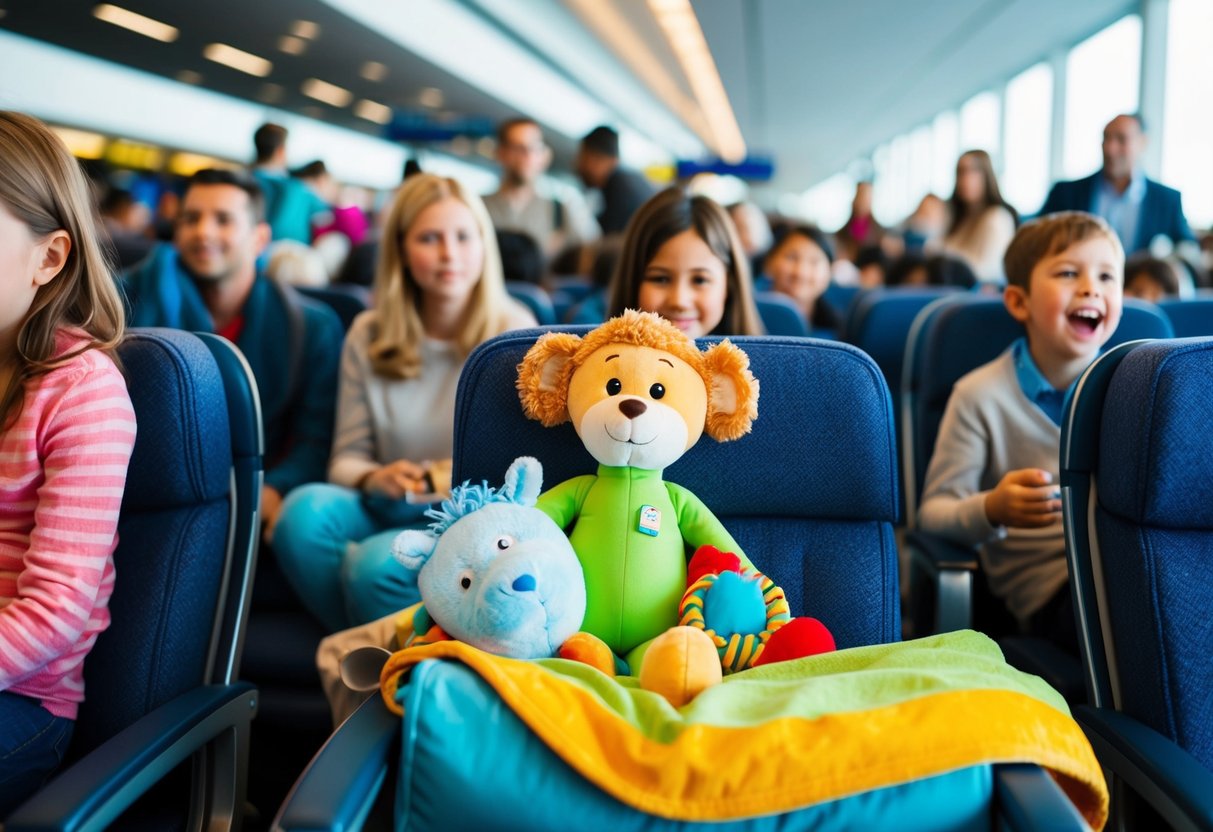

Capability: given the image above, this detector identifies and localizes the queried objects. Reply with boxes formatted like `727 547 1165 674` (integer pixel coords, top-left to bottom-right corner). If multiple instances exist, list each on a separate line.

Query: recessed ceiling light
203 43 273 77
278 35 307 55
418 87 444 109
175 69 203 85
93 4 178 42
302 78 353 108
290 20 319 39
361 61 388 82
354 99 392 124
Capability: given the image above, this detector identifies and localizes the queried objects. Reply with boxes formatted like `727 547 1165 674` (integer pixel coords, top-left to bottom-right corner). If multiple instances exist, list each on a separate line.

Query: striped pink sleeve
0 356 136 689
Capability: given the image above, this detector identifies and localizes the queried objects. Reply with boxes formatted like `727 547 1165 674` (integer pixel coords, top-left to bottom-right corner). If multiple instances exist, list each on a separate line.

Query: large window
1162 0 1213 229
1002 63 1053 216
1062 15 1141 179
959 91 1000 156
931 111 959 197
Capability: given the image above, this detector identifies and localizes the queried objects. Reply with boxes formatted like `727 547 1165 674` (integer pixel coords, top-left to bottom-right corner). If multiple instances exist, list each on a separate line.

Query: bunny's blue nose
512 574 537 592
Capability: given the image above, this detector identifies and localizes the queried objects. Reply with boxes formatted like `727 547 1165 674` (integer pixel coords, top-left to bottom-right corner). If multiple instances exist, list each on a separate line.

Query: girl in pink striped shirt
0 111 136 813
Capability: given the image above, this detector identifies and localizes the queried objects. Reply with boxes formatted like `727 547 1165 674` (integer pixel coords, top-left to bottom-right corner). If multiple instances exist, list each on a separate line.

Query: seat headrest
455 330 899 523
1099 338 1213 528
119 330 232 510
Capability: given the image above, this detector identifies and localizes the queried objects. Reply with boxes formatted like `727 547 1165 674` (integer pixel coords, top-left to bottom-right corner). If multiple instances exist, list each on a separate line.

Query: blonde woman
274 174 535 631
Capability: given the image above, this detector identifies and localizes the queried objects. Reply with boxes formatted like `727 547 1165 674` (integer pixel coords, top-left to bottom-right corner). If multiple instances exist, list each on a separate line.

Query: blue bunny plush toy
391 456 611 668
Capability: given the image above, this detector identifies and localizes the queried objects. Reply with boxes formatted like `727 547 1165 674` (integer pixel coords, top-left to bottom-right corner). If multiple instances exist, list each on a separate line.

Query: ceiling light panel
93 4 178 42
279 35 307 55
361 61 388 82
354 98 392 124
203 43 273 77
302 77 353 107
290 20 320 39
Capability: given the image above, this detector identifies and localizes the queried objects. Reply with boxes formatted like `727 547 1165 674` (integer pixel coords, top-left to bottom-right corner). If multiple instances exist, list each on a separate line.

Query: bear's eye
496 536 514 550
649 382 665 399
606 378 622 396
458 570 473 591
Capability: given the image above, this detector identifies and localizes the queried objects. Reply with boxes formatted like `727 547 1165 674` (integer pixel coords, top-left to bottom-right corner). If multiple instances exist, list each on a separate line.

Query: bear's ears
502 456 543 506
703 340 759 442
517 332 582 427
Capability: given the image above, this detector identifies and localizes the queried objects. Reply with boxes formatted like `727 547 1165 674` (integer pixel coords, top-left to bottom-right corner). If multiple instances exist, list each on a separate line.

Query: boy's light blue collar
1011 338 1071 427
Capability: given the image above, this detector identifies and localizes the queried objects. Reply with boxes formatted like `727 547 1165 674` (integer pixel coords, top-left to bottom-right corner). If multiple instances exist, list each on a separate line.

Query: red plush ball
753 617 836 667
686 545 742 587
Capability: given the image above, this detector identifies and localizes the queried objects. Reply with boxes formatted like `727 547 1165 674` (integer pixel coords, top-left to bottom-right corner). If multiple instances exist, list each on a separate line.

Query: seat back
1058 340 1148 707
452 329 901 649
902 295 1174 527
195 333 265 683
506 281 557 325
296 284 371 332
74 329 251 754
1158 297 1213 338
753 291 810 336
1064 337 1213 770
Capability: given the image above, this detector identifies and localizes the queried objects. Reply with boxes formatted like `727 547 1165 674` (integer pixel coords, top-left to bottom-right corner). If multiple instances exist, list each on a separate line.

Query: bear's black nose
619 399 647 419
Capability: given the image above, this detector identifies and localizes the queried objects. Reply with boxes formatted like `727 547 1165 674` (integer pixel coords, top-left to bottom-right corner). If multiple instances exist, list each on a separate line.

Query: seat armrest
994 763 1088 830
907 531 978 632
272 693 400 831
7 682 257 831
1076 705 1213 829
906 530 979 573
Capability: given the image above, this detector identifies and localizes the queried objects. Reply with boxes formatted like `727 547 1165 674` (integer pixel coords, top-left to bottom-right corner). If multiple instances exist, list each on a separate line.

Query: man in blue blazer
124 169 343 540
1039 114 1193 255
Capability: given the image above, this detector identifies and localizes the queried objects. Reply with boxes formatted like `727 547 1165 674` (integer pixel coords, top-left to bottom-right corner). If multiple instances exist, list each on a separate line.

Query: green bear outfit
536 465 751 665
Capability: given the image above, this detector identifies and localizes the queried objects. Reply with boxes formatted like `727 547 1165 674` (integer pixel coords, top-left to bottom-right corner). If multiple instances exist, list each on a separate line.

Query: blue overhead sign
676 156 775 181
386 112 495 143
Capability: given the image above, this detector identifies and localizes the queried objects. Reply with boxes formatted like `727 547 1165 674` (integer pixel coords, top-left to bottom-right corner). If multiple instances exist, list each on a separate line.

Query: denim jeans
274 483 428 631
0 692 74 816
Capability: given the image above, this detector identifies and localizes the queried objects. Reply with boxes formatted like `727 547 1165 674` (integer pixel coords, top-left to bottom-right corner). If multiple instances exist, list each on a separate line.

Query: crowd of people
1 103 1211 810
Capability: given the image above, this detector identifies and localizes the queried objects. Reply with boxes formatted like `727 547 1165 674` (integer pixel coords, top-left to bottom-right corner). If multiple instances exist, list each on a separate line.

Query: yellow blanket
380 629 1107 828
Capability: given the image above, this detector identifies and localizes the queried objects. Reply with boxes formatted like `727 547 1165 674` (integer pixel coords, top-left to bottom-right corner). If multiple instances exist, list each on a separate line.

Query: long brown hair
0 111 125 426
607 186 764 336
947 149 1019 235
369 173 511 379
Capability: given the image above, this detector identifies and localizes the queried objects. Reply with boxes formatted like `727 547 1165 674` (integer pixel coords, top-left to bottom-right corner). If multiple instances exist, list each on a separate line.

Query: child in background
0 111 136 810
1123 254 1179 304
764 225 841 331
918 211 1124 654
273 174 535 631
607 187 764 338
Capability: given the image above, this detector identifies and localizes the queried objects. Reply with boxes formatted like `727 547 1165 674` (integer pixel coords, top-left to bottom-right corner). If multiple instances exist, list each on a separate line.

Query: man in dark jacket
1038 114 1193 255
124 168 342 538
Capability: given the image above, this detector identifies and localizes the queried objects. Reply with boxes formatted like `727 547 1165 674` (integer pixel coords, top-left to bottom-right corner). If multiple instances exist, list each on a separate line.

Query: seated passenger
941 150 1018 284
272 174 537 631
0 111 137 812
764 225 841 331
1123 253 1179 303
606 187 764 338
123 169 343 540
918 212 1124 655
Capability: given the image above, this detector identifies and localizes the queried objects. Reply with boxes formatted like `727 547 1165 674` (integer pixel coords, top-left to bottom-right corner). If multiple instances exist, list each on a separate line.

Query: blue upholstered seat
1158 297 1213 338
1061 337 1213 829
6 329 261 830
506 280 558 325
753 291 810 336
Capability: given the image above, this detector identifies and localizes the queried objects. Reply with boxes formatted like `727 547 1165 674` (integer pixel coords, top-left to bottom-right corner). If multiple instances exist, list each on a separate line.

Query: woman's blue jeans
273 483 429 631
0 692 74 816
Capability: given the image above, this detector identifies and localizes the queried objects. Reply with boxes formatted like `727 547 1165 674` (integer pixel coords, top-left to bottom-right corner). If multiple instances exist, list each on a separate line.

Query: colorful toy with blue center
517 310 835 705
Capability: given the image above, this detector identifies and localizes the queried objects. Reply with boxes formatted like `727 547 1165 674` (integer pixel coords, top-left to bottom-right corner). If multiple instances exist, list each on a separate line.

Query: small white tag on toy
638 505 661 537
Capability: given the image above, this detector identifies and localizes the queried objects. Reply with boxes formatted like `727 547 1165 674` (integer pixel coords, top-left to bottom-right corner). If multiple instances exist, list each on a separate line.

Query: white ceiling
0 0 1138 195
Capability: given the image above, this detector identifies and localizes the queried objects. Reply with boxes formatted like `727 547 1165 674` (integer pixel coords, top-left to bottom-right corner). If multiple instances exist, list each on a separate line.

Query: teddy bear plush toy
517 310 833 705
